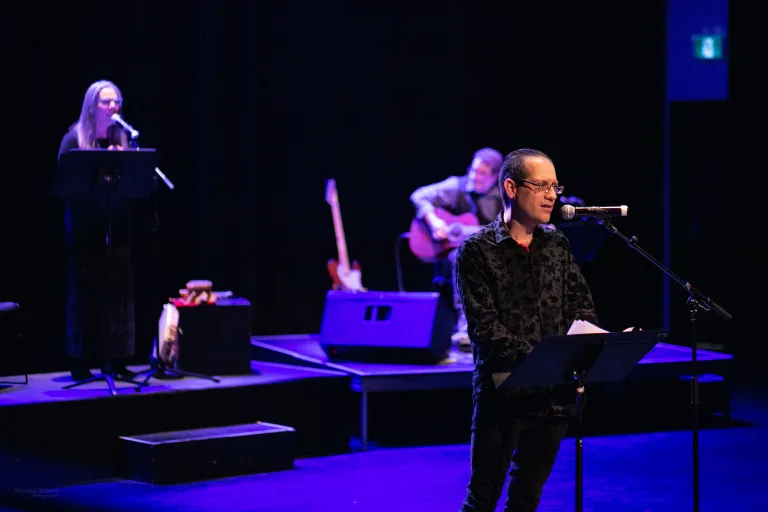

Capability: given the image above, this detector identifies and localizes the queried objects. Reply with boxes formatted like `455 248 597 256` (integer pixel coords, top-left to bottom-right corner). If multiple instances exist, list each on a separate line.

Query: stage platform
0 334 737 491
0 361 355 492
251 334 736 447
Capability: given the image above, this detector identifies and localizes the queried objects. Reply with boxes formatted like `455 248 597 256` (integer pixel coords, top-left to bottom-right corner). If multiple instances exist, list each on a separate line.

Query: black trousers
459 416 569 512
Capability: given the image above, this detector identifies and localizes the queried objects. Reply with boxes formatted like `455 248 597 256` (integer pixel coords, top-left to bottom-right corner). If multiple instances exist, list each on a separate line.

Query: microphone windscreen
560 204 575 220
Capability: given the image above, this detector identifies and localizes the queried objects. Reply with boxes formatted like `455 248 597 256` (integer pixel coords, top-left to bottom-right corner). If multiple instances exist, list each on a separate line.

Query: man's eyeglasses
515 178 565 195
98 98 122 106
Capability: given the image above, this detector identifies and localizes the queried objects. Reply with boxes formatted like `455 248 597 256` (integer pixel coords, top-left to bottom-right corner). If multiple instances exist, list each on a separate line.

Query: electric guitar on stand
325 179 365 292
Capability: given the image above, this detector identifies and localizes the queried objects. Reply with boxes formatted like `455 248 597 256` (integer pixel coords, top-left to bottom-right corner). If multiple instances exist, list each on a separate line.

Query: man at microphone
57 79 137 383
455 148 598 512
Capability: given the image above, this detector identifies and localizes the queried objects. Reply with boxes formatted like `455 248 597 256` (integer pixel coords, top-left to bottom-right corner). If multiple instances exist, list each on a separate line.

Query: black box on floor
119 422 295 484
177 298 252 375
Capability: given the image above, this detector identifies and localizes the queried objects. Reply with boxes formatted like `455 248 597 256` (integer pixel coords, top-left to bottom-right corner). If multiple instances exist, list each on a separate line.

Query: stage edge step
119 422 295 485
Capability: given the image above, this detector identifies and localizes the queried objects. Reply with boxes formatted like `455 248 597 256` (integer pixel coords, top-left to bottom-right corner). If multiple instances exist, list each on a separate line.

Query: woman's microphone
111 113 139 140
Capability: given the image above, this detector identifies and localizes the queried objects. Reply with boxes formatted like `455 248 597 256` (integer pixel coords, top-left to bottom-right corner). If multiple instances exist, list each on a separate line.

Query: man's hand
426 212 449 241
107 145 124 151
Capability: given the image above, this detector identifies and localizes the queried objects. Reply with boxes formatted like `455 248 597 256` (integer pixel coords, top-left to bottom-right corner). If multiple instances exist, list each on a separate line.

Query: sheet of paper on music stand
568 319 608 335
491 320 634 388
568 320 635 334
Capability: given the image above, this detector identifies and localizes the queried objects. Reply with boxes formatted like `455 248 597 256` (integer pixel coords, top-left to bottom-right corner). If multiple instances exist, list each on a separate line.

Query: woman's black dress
58 130 136 363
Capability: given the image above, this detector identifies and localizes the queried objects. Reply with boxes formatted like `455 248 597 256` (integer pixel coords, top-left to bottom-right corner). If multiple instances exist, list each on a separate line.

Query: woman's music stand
53 149 160 396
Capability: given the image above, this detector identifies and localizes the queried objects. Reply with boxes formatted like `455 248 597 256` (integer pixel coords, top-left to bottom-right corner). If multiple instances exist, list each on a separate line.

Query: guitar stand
134 357 220 392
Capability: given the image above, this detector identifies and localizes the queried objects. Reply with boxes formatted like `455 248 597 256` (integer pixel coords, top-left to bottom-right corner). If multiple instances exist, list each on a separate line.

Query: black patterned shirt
456 212 598 423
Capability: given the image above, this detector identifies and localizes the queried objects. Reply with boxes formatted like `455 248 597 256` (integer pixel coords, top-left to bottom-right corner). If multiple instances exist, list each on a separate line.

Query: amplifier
319 290 453 364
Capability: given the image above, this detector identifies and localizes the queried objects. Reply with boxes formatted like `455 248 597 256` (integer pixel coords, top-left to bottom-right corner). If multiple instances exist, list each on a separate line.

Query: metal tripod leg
63 372 143 396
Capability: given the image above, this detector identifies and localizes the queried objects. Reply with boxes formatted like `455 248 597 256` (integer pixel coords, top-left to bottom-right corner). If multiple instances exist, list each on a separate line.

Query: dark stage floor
0 361 346 404
0 333 751 511
1 380 766 512
0 361 356 494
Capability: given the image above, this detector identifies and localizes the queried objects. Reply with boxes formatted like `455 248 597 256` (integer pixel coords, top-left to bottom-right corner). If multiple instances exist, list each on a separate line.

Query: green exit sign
692 34 724 60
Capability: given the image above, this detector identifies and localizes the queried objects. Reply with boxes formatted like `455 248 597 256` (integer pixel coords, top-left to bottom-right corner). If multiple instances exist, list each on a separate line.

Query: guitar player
410 147 503 350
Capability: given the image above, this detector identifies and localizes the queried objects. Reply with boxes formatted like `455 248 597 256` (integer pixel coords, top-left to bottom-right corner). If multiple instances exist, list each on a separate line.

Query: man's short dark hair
498 148 553 207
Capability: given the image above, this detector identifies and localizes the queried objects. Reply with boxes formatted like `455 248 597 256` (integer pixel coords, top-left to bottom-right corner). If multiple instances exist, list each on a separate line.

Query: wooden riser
119 422 296 485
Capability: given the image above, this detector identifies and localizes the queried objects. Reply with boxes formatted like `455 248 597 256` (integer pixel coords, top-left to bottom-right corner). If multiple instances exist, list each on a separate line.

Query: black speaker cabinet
319 290 453 364
177 298 252 375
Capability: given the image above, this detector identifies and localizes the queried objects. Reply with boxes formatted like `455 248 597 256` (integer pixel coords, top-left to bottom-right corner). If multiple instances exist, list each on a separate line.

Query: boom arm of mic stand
154 167 175 190
600 221 732 321
126 138 175 191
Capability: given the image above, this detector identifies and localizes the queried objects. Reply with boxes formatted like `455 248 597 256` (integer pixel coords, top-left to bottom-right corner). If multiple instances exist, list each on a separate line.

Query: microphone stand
600 219 732 512
125 133 174 232
120 122 176 191
123 130 174 372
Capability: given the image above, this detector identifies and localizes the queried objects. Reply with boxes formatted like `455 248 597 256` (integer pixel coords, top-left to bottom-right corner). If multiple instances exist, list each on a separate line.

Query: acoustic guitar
408 208 483 263
325 179 365 291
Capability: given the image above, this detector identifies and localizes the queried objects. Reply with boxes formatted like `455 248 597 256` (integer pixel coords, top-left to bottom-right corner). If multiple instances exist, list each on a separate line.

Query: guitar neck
330 203 351 269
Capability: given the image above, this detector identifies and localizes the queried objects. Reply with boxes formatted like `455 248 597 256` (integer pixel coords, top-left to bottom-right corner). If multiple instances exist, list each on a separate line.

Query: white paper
492 373 509 388
567 320 635 335
567 319 608 335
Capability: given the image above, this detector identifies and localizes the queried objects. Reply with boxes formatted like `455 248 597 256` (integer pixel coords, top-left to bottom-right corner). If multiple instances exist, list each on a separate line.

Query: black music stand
53 148 160 396
53 149 160 251
496 329 668 512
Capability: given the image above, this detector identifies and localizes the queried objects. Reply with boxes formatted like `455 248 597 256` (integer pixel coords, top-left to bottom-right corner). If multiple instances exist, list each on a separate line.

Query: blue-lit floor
3 382 766 512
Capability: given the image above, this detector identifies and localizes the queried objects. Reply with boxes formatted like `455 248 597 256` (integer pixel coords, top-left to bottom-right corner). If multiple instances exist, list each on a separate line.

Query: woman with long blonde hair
58 80 137 383
59 80 128 154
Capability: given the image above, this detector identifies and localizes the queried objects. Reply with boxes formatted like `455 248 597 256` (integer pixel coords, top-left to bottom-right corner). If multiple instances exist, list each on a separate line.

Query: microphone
110 113 174 190
111 113 139 139
561 204 628 220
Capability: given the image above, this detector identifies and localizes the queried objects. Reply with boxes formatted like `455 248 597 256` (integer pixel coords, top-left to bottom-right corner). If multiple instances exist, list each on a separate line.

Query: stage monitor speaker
319 290 453 364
